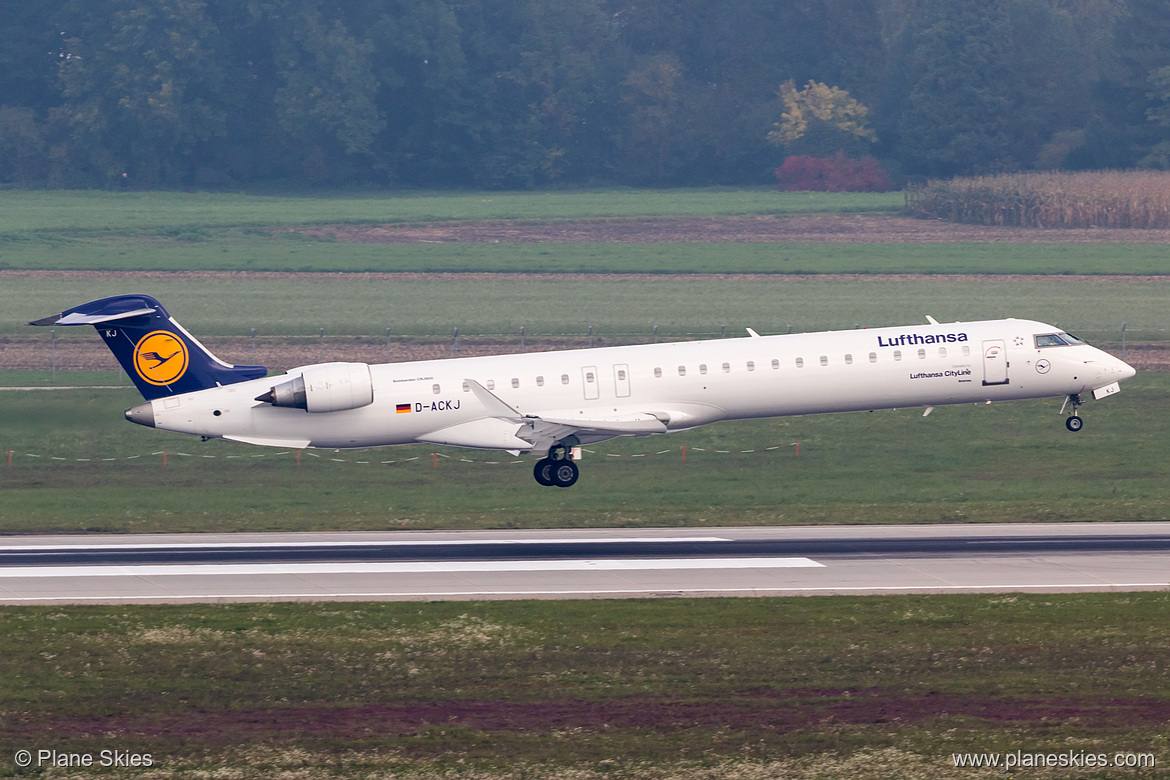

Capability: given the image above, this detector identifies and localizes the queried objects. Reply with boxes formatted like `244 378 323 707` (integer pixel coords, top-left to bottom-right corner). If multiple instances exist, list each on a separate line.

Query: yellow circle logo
133 331 189 386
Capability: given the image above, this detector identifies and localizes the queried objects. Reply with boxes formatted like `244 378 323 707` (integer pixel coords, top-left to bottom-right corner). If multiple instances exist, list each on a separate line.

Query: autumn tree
767 79 877 157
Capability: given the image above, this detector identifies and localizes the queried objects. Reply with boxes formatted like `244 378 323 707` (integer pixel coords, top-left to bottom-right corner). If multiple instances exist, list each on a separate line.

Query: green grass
0 595 1167 777
0 188 1167 275
4 274 1164 341
4 236 1170 274
0 188 901 233
1 375 1165 534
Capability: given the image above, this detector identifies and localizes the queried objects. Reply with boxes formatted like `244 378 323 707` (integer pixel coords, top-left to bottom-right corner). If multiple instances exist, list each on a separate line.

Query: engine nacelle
256 362 374 413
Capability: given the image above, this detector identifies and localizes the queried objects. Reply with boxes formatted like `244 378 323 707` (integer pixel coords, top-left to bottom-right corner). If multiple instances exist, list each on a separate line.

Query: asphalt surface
1 523 1167 603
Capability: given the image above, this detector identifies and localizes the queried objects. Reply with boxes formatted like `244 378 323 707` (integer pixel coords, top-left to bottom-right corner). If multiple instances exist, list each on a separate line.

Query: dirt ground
14 688 1170 743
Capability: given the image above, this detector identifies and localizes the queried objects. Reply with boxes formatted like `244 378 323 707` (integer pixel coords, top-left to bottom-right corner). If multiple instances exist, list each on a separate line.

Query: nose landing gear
533 441 579 487
1063 393 1084 432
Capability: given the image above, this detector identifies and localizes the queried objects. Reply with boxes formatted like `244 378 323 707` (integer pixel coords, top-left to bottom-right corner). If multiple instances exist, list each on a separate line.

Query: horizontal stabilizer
31 306 158 327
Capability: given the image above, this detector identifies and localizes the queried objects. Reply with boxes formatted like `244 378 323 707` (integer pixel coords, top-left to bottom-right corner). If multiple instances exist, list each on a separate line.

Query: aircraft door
613 364 631 398
582 366 600 400
982 340 1009 386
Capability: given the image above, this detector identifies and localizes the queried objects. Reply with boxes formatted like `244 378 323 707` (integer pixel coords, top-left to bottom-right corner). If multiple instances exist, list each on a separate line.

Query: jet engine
255 362 374 413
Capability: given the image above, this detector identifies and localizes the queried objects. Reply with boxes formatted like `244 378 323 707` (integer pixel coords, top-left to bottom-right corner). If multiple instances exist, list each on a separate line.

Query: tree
56 0 229 186
1102 0 1170 168
0 106 47 183
767 79 877 157
268 2 385 182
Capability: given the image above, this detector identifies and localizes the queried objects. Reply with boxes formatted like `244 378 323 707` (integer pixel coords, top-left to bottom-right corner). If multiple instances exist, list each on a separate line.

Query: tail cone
125 402 156 428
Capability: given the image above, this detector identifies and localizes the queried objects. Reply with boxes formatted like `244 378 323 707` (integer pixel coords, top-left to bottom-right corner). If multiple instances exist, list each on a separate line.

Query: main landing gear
1064 393 1084 432
533 442 579 487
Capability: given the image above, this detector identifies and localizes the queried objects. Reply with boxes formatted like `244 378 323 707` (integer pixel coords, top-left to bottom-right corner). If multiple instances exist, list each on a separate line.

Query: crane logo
133 331 189 386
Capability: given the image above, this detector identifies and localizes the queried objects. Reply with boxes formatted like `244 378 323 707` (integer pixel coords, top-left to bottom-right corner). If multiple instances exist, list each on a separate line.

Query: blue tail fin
30 294 267 399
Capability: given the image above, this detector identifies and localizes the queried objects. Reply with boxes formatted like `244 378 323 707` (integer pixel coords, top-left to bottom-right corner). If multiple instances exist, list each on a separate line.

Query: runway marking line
0 557 823 578
0 536 732 552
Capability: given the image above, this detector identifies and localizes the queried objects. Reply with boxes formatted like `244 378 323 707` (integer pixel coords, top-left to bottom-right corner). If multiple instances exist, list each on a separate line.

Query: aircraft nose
125 402 156 428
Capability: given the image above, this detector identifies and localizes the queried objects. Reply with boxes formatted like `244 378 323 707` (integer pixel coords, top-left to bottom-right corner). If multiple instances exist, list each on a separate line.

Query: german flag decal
396 403 412 414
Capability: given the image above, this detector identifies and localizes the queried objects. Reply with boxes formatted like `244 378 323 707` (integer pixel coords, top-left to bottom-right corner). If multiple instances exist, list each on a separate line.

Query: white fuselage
138 319 1135 451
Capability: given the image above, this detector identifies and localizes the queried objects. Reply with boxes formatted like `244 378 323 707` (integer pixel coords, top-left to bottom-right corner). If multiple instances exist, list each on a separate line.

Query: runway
1 523 1167 603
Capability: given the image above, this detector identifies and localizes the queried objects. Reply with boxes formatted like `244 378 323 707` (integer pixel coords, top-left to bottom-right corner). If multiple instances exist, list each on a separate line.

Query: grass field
1 374 1164 534
2 188 1170 275
2 188 1168 779
0 188 900 233
6 234 1170 274
3 274 1162 342
1 595 1166 778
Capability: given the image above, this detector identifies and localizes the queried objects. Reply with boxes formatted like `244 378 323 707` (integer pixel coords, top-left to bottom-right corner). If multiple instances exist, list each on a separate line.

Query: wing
415 379 669 454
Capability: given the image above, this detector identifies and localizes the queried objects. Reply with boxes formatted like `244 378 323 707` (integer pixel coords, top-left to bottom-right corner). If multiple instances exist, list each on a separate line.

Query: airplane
32 294 1136 488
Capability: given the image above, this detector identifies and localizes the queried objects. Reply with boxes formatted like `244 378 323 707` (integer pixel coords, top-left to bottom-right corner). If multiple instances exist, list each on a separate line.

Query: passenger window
432 383 441 394
511 377 520 388
796 357 804 368
462 381 470 392
939 347 947 358
844 354 853 365
678 366 686 376
869 352 877 363
917 349 926 359
962 346 970 357
561 374 570 385
820 355 828 366
654 367 662 378
486 380 495 390
893 351 902 361
585 371 595 383
746 361 755 371
722 362 731 373
699 364 708 375
771 359 779 370
617 370 626 381
536 376 544 387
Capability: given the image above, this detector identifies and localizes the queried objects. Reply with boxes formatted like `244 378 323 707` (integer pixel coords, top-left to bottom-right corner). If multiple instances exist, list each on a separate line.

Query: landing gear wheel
533 458 555 486
550 459 579 488
1066 416 1084 432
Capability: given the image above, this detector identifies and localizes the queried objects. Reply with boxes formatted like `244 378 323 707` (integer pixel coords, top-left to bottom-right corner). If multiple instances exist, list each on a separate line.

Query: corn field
905 171 1170 228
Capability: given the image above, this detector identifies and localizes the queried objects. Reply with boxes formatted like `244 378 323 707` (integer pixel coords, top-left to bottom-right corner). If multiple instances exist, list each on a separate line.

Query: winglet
746 328 761 338
464 378 523 420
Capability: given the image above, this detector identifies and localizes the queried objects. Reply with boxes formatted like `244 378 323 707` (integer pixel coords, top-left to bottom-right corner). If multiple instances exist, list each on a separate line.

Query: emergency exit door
582 366 599 400
613 364 631 397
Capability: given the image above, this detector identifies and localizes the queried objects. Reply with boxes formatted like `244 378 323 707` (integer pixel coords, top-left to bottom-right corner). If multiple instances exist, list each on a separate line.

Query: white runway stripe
0 557 821 578
0 536 732 551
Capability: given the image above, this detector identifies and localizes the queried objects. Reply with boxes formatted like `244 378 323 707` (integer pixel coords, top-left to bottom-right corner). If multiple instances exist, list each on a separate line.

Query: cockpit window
1035 332 1085 348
